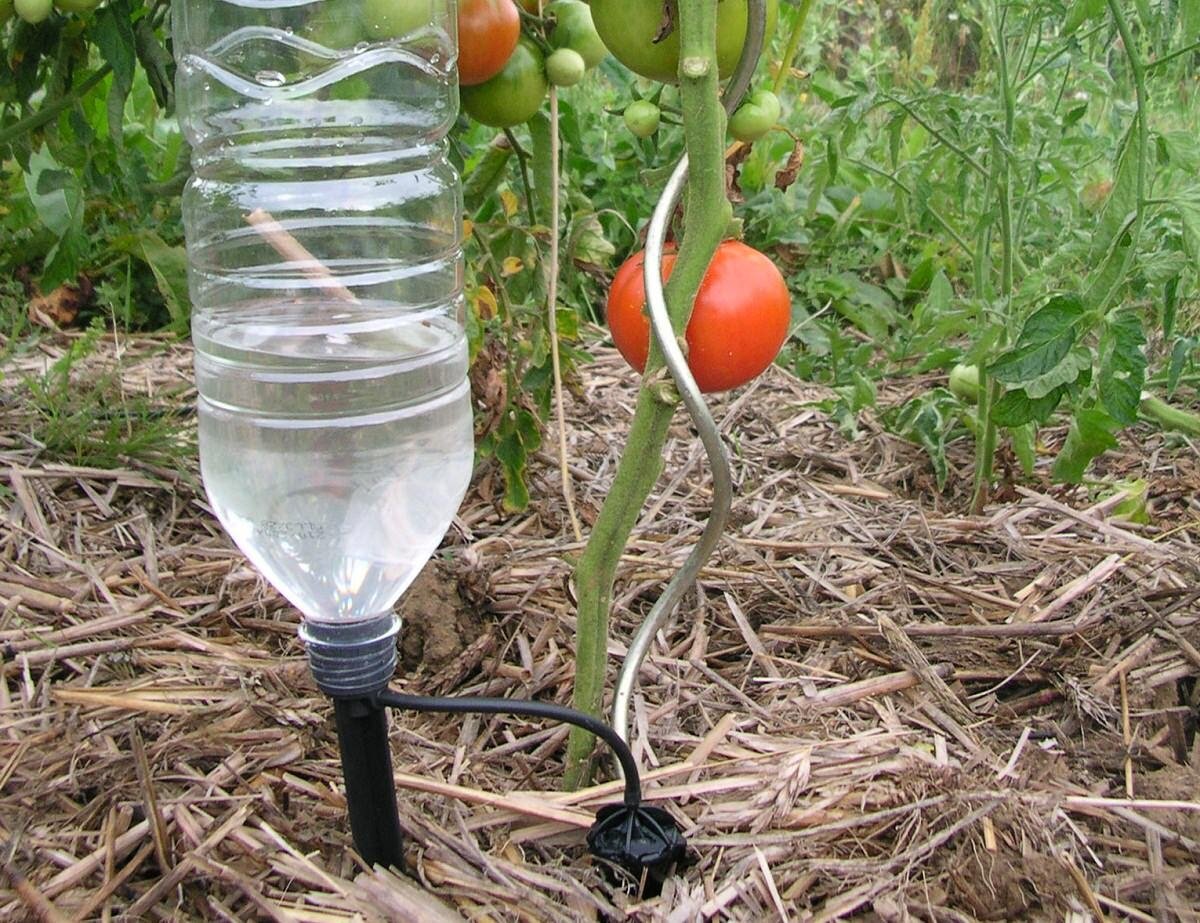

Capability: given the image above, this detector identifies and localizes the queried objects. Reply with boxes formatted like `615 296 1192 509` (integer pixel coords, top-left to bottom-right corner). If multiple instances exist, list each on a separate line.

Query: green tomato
53 0 102 12
546 48 586 87
748 88 782 124
14 0 53 23
949 364 981 404
461 37 548 128
545 0 608 70
361 0 433 41
623 100 660 139
591 0 778 84
729 89 781 142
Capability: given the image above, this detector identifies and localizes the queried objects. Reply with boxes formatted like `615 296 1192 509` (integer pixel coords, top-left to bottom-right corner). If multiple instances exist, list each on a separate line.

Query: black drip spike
586 803 688 896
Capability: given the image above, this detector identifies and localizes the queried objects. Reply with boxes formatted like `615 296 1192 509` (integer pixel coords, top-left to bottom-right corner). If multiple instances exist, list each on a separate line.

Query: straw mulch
2 332 1200 922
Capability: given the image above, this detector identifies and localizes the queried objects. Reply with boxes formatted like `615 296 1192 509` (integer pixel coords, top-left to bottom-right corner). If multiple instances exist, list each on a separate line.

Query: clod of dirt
1137 766 1200 841
26 274 95 328
399 560 482 674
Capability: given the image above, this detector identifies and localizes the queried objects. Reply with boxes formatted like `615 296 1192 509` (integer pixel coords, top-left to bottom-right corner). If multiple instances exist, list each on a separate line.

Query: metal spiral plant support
610 0 768 748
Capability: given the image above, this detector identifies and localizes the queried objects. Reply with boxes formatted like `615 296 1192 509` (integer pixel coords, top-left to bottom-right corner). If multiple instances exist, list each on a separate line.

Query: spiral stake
610 0 769 748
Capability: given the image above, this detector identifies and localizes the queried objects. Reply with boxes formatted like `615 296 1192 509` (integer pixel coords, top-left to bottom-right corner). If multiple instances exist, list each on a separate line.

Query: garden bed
2 333 1199 921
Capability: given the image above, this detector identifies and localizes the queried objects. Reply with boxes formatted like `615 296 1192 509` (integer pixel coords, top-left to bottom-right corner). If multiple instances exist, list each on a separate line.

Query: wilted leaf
1052 408 1119 483
775 139 806 192
28 276 94 329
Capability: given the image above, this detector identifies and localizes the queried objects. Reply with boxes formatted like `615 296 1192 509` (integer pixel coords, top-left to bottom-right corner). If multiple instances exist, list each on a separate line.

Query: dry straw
2 332 1199 920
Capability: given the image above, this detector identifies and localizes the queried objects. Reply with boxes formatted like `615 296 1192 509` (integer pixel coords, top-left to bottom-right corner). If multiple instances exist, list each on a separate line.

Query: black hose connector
586 803 688 897
372 688 688 896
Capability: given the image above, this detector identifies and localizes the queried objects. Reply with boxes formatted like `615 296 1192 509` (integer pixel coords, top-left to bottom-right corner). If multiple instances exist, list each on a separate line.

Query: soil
398 561 482 674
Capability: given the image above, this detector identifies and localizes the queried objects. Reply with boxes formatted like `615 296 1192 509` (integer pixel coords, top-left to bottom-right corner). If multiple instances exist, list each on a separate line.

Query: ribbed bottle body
175 1 471 659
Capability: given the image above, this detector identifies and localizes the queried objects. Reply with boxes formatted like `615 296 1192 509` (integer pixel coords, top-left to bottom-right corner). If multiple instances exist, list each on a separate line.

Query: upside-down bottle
174 0 472 695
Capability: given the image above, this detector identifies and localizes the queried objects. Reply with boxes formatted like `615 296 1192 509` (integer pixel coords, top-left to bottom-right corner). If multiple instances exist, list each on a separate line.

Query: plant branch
565 0 729 789
502 127 540 228
545 88 583 542
772 0 813 95
0 66 112 149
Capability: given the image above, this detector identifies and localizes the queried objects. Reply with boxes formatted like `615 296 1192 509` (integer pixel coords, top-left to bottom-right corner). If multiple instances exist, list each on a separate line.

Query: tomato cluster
459 0 609 128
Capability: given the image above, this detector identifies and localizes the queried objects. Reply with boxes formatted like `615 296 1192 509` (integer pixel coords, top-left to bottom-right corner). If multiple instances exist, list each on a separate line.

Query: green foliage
752 0 1200 497
3 0 1197 498
2 0 187 330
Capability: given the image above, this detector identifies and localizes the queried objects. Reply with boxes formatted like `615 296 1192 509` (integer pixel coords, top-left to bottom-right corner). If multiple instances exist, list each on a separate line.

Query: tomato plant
607 241 791 393
460 36 548 128
590 0 778 83
457 0 521 87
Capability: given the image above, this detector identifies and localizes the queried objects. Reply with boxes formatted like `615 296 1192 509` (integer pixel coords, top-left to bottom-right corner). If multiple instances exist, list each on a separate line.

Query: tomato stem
772 0 812 95
543 87 584 542
565 0 729 789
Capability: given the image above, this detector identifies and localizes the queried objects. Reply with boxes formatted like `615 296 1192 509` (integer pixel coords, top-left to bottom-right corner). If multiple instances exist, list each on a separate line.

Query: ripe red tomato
458 0 521 87
607 241 791 393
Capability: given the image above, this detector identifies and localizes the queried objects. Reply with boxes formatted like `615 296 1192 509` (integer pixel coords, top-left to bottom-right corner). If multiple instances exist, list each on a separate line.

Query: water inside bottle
177 1 470 638
195 309 473 624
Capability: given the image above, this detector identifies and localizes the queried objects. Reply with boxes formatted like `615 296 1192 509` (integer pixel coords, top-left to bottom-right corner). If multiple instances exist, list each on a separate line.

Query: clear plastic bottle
174 0 472 695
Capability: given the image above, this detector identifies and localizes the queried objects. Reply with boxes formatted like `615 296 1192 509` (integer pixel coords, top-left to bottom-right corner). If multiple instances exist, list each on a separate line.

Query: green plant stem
544 88 583 543
847 158 975 258
529 112 555 226
1141 394 1200 436
879 94 989 178
502 127 539 228
971 1 1016 515
1103 0 1149 284
772 0 813 95
0 66 112 149
1015 21 1107 92
1145 38 1200 74
564 0 730 790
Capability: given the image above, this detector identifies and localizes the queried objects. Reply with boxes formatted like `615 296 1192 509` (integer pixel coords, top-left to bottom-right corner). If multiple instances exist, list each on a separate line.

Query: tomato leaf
1022 345 1092 400
1097 309 1147 426
91 0 137 142
1083 123 1142 310
1011 424 1037 478
992 385 1067 428
883 389 956 490
987 294 1085 384
1163 276 1179 341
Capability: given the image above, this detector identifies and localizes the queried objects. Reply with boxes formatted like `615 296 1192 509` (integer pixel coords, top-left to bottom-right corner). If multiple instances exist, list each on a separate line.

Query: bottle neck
300 612 400 696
